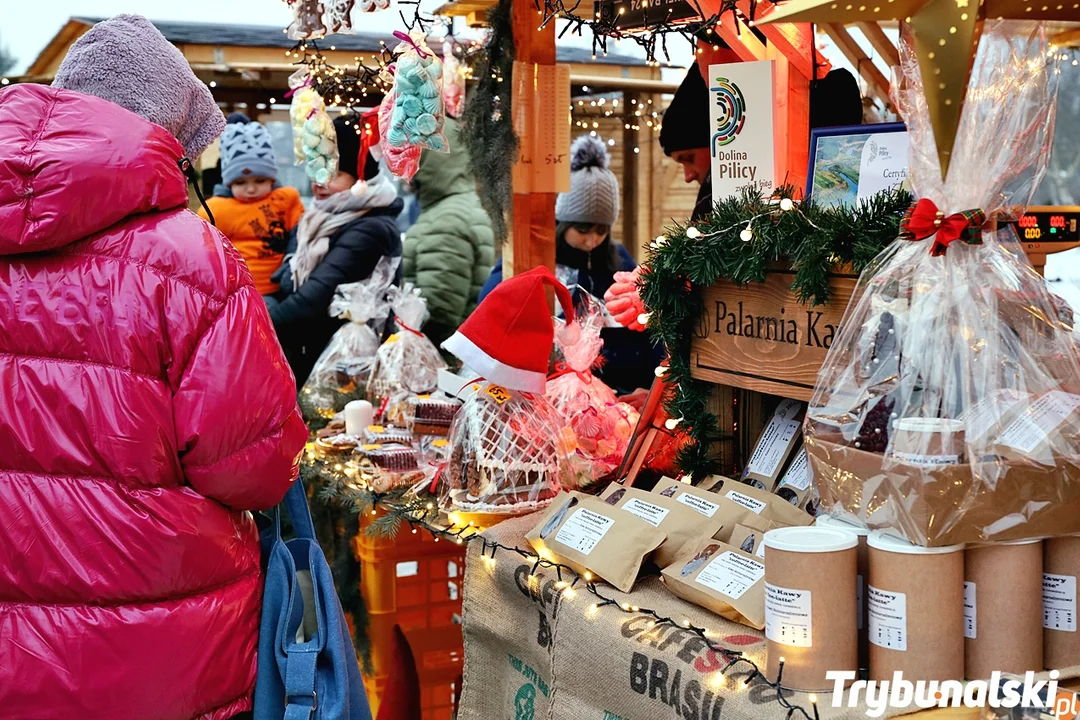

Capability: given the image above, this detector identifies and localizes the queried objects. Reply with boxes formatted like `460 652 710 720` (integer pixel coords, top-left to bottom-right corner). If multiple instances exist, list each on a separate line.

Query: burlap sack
526 491 665 593
600 483 725 568
459 514 560 720
461 511 948 719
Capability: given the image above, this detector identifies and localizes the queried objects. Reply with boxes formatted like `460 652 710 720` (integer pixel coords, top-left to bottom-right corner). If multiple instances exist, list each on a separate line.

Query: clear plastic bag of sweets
546 292 640 488
386 31 447 154
367 284 447 426
806 21 1080 546
442 42 466 119
378 92 422 180
300 257 399 421
288 70 338 185
440 383 570 525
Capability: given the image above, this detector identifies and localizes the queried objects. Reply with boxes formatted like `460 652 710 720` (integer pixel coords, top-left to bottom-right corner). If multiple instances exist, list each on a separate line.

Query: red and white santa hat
442 266 575 393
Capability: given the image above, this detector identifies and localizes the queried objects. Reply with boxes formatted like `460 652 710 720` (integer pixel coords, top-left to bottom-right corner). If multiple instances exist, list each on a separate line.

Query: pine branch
642 187 912 478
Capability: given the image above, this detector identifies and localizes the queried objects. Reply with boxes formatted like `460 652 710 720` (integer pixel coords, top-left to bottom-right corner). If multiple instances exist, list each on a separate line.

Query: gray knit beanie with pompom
555 135 620 227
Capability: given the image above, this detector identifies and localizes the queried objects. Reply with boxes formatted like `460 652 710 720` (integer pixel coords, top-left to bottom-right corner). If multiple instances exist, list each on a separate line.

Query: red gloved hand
605 268 646 331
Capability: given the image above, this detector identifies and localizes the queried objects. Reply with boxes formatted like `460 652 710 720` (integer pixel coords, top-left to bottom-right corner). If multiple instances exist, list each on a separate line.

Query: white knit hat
555 136 620 227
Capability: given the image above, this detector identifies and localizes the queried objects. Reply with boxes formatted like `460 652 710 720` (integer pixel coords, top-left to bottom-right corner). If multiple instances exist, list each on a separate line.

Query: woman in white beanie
478 136 661 392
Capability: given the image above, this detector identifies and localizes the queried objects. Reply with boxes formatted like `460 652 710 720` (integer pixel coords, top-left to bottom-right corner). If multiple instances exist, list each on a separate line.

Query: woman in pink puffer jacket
0 16 308 720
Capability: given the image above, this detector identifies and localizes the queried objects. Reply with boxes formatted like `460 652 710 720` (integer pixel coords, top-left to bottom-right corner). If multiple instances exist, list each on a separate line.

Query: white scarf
290 175 398 288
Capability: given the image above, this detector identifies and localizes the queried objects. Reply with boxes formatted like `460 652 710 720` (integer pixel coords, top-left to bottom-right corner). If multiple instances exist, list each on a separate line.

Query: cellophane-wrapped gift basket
546 292 640 489
367 283 447 427
300 257 398 422
806 21 1080 546
439 267 577 525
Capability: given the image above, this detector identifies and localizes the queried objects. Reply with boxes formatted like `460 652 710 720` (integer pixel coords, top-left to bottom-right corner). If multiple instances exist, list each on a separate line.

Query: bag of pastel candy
385 31 447 155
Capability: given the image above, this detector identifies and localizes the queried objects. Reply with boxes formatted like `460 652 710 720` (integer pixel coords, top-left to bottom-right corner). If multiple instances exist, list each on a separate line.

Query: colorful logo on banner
710 77 747 152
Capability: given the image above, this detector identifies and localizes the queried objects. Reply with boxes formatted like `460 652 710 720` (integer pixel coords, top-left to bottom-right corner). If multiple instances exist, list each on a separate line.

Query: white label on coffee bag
696 551 765 599
1043 573 1077 632
726 490 768 514
775 399 804 422
745 418 802 478
621 498 669 527
857 574 864 631
765 583 813 648
779 448 811 491
999 392 1080 455
868 586 907 651
756 542 766 559
677 493 720 518
964 582 977 639
555 508 614 555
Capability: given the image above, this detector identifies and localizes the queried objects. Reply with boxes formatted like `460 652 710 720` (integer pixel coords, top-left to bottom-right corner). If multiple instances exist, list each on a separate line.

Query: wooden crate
690 267 858 402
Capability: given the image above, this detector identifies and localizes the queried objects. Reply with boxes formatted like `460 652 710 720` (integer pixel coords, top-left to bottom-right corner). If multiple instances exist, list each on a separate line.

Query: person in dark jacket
659 62 715 222
269 114 403 383
478 136 661 392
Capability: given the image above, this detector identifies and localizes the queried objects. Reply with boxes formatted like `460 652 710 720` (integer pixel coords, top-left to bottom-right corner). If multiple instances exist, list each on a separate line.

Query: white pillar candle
345 400 374 436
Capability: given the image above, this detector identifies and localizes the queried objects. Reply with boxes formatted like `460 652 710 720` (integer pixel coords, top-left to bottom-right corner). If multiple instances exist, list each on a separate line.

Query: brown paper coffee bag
650 476 764 540
728 522 772 558
705 475 815 528
526 491 665 593
599 483 724 567
661 538 767 629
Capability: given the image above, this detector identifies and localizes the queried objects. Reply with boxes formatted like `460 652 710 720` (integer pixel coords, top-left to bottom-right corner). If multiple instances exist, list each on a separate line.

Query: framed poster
806 123 909 208
708 60 776 203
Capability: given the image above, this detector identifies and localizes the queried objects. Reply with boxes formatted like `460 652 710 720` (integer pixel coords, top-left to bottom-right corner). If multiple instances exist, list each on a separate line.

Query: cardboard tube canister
965 539 1043 679
764 526 858 691
1045 536 1080 669
867 532 964 682
816 513 871 673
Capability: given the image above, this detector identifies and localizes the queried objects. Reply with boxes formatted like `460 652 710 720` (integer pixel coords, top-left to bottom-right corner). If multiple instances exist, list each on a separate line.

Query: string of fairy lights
302 450 822 720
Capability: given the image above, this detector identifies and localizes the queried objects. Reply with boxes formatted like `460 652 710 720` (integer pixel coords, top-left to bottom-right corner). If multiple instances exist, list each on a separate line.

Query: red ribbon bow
900 198 987 257
548 362 592 384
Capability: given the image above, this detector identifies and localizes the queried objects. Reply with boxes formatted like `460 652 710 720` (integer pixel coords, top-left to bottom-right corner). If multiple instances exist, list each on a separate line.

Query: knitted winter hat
442 266 575 393
220 122 278 185
53 14 225 159
659 63 710 156
555 136 620 227
333 114 381 182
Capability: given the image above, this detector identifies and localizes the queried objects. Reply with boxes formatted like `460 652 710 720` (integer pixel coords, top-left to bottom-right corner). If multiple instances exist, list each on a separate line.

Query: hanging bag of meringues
805 21 1080 546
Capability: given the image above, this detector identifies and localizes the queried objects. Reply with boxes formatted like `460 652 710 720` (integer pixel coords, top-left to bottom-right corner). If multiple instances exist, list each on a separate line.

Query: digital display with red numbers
1006 208 1080 244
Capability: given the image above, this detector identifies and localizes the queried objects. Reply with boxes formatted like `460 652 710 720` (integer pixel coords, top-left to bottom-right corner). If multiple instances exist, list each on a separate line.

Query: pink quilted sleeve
174 282 308 511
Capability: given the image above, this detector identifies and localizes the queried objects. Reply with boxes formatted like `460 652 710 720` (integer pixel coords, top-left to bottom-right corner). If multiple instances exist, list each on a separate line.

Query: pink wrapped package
546 293 640 489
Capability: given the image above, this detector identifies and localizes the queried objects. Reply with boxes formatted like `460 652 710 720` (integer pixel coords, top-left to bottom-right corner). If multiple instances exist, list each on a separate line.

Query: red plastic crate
354 512 465 719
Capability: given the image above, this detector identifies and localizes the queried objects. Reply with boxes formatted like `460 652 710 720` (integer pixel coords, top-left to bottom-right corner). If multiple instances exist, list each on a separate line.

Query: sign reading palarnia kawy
708 60 776 203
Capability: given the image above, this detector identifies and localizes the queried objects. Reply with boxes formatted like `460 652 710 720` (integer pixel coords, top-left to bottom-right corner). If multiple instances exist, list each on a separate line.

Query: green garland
461 0 517 243
640 185 913 476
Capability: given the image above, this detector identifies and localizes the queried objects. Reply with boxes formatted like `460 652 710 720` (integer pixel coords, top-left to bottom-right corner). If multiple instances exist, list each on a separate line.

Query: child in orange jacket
199 117 303 294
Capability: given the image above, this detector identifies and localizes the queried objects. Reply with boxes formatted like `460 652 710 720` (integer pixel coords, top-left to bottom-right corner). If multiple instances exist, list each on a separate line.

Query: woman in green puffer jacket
403 118 495 346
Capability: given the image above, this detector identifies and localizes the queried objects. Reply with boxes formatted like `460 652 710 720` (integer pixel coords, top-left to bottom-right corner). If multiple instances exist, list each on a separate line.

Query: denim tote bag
254 479 373 720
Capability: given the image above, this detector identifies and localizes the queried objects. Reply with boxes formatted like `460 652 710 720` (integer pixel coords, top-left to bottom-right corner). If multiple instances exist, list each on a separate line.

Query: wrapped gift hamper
439 267 575 525
806 21 1080 546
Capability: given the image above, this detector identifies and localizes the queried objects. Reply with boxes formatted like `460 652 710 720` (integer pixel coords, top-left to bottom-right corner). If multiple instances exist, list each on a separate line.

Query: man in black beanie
659 63 714 221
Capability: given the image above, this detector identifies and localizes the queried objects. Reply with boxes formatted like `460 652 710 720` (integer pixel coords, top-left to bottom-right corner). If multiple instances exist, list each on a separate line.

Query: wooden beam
856 22 900 69
822 23 892 107
768 44 811 190
711 20 768 64
623 92 640 259
735 6 815 80
509 1 557 283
